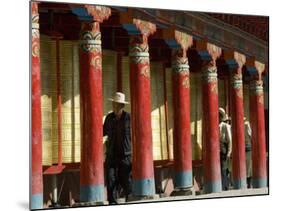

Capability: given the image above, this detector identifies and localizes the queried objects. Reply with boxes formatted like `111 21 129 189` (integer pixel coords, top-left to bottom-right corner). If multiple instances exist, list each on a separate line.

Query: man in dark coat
219 107 232 190
103 92 132 204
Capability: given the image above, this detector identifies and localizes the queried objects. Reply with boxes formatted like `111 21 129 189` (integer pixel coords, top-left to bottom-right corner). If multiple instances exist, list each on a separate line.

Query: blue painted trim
174 171 193 188
132 177 155 196
71 8 93 21
204 180 222 193
246 66 258 75
192 35 201 41
226 59 238 70
80 184 104 202
146 9 157 16
165 39 180 49
233 179 247 189
156 22 168 29
252 178 268 188
31 193 43 210
111 6 128 12
198 51 211 61
122 24 141 35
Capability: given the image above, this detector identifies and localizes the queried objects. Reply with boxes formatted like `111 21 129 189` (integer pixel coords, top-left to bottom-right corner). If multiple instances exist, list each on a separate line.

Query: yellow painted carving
235 88 243 98
211 83 218 94
258 94 264 105
182 76 190 88
140 65 150 78
32 39 40 57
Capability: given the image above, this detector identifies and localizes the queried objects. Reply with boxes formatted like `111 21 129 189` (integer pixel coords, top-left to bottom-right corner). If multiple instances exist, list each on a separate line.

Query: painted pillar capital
78 22 102 73
250 79 264 98
224 51 246 71
84 5 111 23
162 28 193 52
171 51 190 90
71 5 111 23
196 40 222 66
31 2 39 30
246 57 265 81
79 22 101 52
32 2 40 59
172 51 189 72
129 35 150 78
133 18 156 37
161 29 192 91
120 9 156 38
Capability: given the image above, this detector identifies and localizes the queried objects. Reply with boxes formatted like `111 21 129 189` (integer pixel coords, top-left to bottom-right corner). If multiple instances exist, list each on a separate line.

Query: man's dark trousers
106 156 132 204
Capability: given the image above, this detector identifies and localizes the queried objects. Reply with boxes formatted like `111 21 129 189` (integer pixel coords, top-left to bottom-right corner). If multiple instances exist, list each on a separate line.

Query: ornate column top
196 40 222 62
120 8 156 38
246 57 265 81
31 2 39 30
133 18 156 37
85 5 111 23
71 5 111 23
195 40 221 71
224 50 246 70
162 28 193 51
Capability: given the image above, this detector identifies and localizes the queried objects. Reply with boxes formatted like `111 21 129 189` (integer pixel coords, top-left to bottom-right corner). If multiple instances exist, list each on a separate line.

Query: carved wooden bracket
85 5 111 23
224 50 246 69
196 40 221 61
224 50 246 76
246 57 265 80
71 4 111 23
120 8 156 37
162 27 193 52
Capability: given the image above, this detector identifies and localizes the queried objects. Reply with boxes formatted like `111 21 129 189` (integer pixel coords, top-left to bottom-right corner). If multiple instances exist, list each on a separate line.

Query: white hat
108 92 129 104
219 107 228 121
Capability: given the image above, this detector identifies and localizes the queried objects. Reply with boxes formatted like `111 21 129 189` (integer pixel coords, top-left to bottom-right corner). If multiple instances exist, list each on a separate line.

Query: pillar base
203 181 222 194
132 178 156 196
170 187 194 196
31 193 43 210
174 171 193 188
80 184 104 202
252 178 268 188
127 194 159 202
233 179 247 189
73 201 109 207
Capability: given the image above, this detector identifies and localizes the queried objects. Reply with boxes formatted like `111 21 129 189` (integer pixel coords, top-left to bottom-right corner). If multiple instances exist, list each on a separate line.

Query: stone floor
123 188 269 204
71 188 268 207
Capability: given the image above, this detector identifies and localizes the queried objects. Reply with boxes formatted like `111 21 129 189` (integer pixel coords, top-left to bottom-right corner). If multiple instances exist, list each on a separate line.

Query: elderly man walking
244 117 252 188
103 92 132 204
219 108 232 190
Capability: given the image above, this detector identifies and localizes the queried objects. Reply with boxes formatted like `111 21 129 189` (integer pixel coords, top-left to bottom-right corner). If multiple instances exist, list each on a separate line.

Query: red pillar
172 50 193 189
129 34 155 196
230 70 247 189
225 52 247 189
201 60 222 193
79 21 104 202
249 79 267 188
196 42 222 193
31 2 43 209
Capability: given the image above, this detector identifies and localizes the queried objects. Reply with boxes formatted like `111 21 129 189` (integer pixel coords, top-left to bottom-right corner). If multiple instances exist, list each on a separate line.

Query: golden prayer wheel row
40 36 219 165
